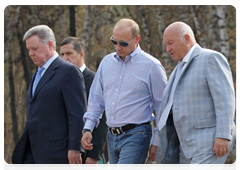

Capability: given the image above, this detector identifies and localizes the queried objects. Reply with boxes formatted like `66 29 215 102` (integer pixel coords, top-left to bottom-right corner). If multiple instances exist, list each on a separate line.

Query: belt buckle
111 128 115 134
116 128 120 135
111 128 121 135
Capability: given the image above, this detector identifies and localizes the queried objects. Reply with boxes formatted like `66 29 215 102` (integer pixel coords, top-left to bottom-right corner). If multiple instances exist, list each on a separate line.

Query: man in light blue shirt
81 18 167 164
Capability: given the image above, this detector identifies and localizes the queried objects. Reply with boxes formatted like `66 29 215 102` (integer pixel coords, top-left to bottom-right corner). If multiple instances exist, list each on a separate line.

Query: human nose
115 43 122 51
166 45 171 53
29 49 34 56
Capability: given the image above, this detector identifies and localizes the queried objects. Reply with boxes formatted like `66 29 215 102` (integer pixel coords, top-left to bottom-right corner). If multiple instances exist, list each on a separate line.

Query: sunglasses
110 35 136 47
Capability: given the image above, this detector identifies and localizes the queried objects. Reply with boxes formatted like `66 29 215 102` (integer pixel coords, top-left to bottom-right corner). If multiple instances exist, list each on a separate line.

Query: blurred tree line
4 5 236 164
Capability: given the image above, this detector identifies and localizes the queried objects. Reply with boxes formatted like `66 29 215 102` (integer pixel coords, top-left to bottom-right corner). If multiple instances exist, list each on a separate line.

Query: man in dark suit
60 37 108 164
12 25 87 164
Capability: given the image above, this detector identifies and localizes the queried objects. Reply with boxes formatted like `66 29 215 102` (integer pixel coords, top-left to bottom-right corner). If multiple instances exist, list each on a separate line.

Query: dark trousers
23 138 35 164
24 142 73 170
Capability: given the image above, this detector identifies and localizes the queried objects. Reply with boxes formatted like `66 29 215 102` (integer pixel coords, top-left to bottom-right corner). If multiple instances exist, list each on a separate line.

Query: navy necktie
32 67 44 97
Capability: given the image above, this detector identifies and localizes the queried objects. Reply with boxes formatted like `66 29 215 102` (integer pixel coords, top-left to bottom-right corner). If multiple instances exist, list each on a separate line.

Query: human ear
136 35 141 43
80 50 85 59
47 41 54 50
184 34 191 44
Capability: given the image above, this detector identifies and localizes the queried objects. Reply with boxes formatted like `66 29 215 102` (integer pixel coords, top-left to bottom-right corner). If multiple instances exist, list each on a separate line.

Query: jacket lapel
179 45 202 79
161 67 177 109
29 71 37 99
161 45 202 110
83 67 90 86
31 57 61 101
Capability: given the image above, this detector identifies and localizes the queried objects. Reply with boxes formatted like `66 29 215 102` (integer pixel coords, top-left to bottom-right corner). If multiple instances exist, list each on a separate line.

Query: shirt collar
79 63 86 73
42 52 58 70
182 43 198 63
114 44 141 63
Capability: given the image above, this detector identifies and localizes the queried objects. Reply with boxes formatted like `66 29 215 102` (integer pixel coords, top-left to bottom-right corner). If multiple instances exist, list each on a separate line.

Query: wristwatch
82 129 91 135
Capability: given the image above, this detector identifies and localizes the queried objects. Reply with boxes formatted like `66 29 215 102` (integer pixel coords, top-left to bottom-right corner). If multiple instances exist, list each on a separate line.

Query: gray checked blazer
156 44 236 163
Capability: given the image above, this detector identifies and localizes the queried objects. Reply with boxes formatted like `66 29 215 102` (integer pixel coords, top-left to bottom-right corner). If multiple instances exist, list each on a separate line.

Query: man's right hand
81 131 93 150
85 157 98 164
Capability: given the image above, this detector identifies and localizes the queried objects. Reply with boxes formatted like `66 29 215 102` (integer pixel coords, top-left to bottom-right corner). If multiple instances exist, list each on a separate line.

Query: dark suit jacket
12 57 87 164
83 67 95 101
82 67 108 161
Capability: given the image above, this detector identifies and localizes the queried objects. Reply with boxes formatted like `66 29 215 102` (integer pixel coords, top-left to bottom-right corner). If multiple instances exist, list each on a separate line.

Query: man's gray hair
178 22 195 42
23 25 56 49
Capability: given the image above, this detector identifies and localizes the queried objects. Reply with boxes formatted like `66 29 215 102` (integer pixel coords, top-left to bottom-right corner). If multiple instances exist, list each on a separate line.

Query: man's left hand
213 138 229 157
68 150 82 164
148 145 158 162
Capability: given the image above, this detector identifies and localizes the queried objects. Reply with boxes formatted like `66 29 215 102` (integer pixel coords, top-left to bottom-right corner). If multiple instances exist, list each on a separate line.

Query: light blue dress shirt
41 53 59 76
83 45 167 146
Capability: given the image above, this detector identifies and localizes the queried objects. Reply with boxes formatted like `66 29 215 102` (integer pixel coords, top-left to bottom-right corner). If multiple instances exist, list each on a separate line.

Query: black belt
109 122 150 135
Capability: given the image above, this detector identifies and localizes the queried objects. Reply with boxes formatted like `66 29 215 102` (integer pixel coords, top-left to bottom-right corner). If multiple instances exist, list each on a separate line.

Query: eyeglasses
110 35 136 47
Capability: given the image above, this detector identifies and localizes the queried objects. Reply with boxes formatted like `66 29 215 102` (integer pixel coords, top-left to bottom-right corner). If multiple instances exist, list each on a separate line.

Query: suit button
29 116 32 120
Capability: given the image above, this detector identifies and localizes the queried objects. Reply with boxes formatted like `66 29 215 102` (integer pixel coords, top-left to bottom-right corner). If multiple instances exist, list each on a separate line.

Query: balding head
163 21 196 61
165 22 196 43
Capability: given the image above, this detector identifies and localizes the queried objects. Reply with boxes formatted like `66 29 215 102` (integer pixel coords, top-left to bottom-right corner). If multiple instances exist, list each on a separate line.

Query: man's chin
171 55 179 61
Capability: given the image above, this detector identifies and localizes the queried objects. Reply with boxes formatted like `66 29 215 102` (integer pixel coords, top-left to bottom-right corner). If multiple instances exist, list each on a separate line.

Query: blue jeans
107 123 152 164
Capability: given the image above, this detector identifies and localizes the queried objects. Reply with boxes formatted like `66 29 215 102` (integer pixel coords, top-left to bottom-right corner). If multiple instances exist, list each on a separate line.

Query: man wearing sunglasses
81 18 167 164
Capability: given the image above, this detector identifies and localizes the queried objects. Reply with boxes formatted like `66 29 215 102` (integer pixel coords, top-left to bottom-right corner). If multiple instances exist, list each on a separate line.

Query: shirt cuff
151 128 159 146
84 119 96 131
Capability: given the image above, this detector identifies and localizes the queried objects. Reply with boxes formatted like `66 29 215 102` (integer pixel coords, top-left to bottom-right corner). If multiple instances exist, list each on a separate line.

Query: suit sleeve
207 52 235 141
62 65 87 151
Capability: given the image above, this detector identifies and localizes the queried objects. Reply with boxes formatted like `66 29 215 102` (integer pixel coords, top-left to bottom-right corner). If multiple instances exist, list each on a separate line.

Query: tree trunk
82 5 93 66
208 6 220 51
69 5 76 36
19 36 31 88
94 6 112 70
216 5 230 61
103 6 112 57
5 6 19 145
94 5 103 70
95 6 102 44
157 7 171 78
16 6 31 89
190 6 207 48
179 6 190 23
235 5 238 33
137 6 151 53
59 6 66 41
82 5 92 41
